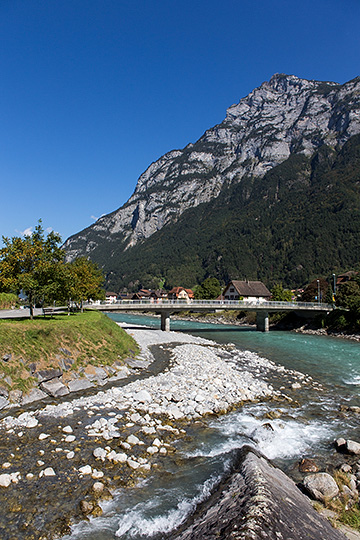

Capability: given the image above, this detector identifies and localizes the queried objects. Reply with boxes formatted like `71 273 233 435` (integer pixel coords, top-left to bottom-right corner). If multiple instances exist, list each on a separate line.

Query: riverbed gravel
0 324 304 540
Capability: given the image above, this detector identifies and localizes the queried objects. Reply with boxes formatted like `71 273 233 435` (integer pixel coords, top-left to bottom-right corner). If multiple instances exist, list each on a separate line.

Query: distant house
222 280 271 303
105 291 118 304
168 287 194 301
132 289 152 300
336 271 358 286
150 289 168 300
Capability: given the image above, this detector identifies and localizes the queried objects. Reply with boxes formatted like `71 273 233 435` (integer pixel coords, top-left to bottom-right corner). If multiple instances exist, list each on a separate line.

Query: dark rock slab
35 368 63 382
169 447 346 540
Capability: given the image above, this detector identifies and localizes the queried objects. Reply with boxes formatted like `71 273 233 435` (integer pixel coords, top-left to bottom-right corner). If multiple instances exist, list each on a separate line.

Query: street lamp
332 274 336 297
317 280 320 304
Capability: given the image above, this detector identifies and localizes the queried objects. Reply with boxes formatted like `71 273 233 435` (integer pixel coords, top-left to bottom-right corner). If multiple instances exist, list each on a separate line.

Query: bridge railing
85 299 333 310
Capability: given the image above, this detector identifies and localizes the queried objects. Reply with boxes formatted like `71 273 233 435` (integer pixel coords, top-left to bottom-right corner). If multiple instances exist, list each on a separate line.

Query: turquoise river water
64 313 360 540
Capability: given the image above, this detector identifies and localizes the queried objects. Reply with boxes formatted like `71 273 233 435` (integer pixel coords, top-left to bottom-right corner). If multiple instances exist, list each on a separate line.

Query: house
150 289 168 300
105 291 118 304
336 271 358 286
132 289 152 300
222 280 271 303
168 287 194 301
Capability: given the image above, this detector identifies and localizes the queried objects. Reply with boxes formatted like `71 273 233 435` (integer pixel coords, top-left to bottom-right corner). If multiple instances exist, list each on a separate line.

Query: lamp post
332 273 336 297
317 279 320 304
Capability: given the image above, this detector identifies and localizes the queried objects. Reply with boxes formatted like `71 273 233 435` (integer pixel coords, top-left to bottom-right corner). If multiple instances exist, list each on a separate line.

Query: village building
132 289 152 300
168 287 194 301
222 280 271 303
105 291 118 304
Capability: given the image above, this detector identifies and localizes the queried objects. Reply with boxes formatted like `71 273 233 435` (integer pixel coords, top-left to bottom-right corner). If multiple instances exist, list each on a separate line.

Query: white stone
66 451 75 459
127 434 140 446
39 433 50 440
92 470 104 479
0 474 11 487
147 446 158 455
43 467 56 477
93 447 107 461
127 458 140 469
152 438 161 447
79 465 92 475
62 425 73 433
135 390 152 403
64 435 76 443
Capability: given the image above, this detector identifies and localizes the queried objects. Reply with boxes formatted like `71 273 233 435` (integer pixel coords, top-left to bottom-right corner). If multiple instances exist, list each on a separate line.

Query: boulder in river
168 447 346 540
303 472 339 503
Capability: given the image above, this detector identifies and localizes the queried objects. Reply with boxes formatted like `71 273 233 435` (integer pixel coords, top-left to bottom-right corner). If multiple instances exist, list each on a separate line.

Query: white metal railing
86 299 333 310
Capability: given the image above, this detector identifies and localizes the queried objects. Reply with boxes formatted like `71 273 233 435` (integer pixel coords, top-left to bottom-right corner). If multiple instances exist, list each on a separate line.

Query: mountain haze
64 74 360 290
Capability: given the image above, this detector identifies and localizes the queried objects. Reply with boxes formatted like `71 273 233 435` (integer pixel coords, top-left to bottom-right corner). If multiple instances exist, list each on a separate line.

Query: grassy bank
0 310 139 394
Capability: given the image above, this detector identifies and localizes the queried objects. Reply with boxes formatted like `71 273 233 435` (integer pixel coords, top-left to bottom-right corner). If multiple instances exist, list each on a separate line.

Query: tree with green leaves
0 221 65 318
194 277 221 300
67 257 105 310
301 278 329 303
336 280 360 312
270 283 293 302
0 222 105 317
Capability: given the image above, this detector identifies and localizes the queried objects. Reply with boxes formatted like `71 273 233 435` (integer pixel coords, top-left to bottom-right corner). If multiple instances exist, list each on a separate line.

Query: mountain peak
64 74 360 276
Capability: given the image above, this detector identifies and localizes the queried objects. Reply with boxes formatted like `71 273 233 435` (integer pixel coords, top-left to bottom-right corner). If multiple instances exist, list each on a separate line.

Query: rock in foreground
169 447 346 540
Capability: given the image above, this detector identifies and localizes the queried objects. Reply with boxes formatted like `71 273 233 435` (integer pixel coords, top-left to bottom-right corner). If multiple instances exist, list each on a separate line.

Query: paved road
0 308 44 319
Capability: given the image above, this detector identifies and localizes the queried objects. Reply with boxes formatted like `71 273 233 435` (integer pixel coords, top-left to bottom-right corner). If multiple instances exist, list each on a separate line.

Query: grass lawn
0 310 139 393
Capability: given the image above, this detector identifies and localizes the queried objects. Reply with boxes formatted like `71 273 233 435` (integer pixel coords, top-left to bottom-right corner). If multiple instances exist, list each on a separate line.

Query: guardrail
85 299 333 310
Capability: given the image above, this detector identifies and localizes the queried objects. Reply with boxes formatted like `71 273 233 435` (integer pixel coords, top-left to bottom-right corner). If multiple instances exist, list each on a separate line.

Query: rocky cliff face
64 74 360 260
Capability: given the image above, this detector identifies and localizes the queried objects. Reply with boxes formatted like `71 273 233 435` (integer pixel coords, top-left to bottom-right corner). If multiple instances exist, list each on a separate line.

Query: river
63 313 360 540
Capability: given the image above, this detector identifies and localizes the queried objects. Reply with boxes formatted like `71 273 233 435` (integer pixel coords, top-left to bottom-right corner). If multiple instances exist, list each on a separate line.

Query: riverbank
0 323 288 539
172 310 360 342
0 311 139 409
0 320 358 539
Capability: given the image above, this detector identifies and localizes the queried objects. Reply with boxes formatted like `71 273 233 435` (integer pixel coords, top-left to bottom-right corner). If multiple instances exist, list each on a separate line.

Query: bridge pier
256 311 269 332
161 311 171 332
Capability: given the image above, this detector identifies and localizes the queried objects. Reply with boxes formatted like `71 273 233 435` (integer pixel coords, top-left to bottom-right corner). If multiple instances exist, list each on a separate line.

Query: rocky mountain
64 74 360 290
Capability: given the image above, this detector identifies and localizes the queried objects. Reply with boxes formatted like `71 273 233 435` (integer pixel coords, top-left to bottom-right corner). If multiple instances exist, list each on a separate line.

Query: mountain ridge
63 74 360 289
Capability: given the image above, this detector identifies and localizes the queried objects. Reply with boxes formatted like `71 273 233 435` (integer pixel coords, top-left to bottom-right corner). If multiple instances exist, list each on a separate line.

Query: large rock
0 397 9 410
346 440 360 455
303 472 339 503
35 368 63 383
168 447 346 540
67 378 93 393
21 387 48 405
40 378 69 398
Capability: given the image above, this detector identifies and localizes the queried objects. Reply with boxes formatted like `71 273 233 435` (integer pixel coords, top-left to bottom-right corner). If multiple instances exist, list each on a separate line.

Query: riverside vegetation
0 311 139 401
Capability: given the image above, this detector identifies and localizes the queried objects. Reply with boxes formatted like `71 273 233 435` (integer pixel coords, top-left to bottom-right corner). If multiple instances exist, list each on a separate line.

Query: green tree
271 283 293 302
336 281 360 312
301 278 329 303
0 221 65 318
194 277 221 299
68 257 105 310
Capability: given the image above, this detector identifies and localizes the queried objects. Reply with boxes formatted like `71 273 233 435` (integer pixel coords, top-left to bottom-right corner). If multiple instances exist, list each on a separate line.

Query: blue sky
0 0 359 244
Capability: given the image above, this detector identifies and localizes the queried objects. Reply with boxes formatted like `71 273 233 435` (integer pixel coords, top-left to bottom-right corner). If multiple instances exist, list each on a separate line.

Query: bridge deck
87 299 332 313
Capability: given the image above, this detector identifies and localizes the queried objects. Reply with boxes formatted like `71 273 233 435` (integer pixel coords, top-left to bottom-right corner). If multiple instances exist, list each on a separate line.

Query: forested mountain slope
63 74 360 290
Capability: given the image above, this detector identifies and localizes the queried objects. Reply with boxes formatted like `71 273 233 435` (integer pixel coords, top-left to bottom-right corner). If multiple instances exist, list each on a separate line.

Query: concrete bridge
86 299 333 332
